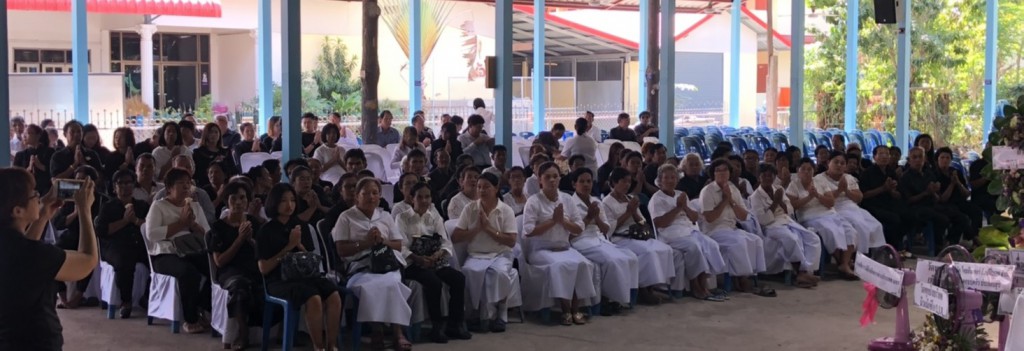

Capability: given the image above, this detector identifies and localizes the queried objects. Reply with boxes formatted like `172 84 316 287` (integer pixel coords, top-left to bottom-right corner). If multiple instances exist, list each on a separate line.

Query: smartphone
56 179 84 201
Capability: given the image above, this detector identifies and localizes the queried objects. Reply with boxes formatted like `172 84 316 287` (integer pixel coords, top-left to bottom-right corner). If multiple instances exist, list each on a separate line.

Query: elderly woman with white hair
648 163 727 301
699 159 770 296
749 164 821 288
815 152 886 254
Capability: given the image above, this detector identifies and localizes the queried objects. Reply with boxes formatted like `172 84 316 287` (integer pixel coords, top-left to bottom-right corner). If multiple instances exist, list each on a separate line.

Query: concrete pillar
638 0 651 113
983 0 998 143
658 0 675 152
844 0 859 132
532 0 546 133
281 0 302 166
139 24 158 114
0 5 9 165
789 0 806 148
257 0 273 134
495 0 514 158
409 0 422 119
72 0 89 122
895 0 911 153
729 0 741 127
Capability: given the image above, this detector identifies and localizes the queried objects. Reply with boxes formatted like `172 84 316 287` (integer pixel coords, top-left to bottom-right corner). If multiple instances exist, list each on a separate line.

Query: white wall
8 11 142 73
212 32 257 109
679 15 759 127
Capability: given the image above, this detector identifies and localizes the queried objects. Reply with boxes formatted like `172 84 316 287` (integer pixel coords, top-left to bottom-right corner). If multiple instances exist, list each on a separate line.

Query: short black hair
764 147 778 155
264 183 297 219
407 148 427 160
758 163 777 174
467 114 484 126
63 120 84 134
302 112 318 120
936 146 954 158
797 157 815 168
158 122 183 146
568 154 585 166
873 145 889 156
178 120 196 132
491 145 507 154
617 113 630 120
164 168 192 186
284 158 309 176
262 159 281 174
552 123 566 132
74 165 100 181
222 181 253 203
112 169 136 184
344 149 367 162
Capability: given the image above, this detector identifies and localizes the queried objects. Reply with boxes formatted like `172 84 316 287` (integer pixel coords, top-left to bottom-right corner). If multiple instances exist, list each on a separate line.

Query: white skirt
346 270 413 325
613 237 676 288
763 223 822 272
462 252 519 310
577 242 639 305
802 214 857 253
528 248 598 301
837 205 886 253
661 232 727 285
708 228 767 276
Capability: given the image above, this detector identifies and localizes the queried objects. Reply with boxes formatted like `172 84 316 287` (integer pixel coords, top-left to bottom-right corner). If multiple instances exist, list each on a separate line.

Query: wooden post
361 0 381 145
645 0 659 119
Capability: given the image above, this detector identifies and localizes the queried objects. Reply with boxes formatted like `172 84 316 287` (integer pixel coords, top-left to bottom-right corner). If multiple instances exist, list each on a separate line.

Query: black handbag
627 222 653 241
369 243 403 274
280 251 323 281
409 233 449 269
171 233 207 257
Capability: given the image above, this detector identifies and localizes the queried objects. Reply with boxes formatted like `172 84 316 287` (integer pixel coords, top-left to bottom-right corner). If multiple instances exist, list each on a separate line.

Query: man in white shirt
473 98 495 136
9 116 25 156
583 111 602 141
457 115 493 167
561 118 599 171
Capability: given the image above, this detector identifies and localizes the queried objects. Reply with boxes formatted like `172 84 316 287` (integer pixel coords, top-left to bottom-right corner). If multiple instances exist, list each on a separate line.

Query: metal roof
511 5 638 57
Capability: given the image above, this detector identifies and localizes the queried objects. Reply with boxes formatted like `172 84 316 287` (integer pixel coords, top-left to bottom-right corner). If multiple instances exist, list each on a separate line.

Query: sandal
794 280 815 289
709 288 731 300
560 313 573 326
572 312 586 325
182 322 207 334
695 294 726 302
393 337 412 351
753 286 777 297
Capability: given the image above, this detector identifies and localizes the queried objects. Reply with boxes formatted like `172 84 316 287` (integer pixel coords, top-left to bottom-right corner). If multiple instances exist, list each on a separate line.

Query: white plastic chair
363 152 391 183
596 143 612 167
518 146 531 168
381 183 395 208
270 151 283 159
239 152 274 174
642 137 660 145
622 141 642 153
140 228 185 334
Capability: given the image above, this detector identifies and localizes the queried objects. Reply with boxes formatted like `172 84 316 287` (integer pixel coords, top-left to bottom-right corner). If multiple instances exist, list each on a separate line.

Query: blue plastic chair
261 281 302 351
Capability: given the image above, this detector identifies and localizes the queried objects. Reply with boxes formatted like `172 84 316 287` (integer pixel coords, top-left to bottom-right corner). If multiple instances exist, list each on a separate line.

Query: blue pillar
982 0 998 143
495 0 514 160
729 0 741 127
0 6 9 166
844 0 859 132
532 0 546 134
638 0 650 113
408 0 422 118
895 0 911 154
658 0 675 152
789 0 805 148
72 0 88 122
281 0 302 166
257 0 273 135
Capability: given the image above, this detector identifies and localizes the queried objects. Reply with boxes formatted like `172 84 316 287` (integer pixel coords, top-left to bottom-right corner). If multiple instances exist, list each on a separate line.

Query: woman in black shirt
95 170 151 318
209 181 264 349
256 183 341 351
13 124 55 194
194 123 238 188
233 122 260 166
103 127 137 187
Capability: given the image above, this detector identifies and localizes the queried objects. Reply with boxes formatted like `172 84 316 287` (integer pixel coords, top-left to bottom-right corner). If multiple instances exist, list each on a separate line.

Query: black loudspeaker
874 0 897 24
485 56 497 89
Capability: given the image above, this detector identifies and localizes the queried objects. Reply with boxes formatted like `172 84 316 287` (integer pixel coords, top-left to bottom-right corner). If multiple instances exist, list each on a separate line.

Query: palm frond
380 0 455 66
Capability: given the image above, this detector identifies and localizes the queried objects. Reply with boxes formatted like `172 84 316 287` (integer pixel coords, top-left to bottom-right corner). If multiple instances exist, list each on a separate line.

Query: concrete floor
57 273 1002 351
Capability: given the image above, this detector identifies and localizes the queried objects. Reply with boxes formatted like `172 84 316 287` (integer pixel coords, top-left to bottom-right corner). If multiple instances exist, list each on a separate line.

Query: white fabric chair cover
621 141 642 153
514 216 599 312
140 229 184 329
239 152 274 174
99 261 149 308
381 184 395 208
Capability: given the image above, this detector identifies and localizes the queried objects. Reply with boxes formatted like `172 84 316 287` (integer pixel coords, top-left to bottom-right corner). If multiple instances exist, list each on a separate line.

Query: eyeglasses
28 191 40 201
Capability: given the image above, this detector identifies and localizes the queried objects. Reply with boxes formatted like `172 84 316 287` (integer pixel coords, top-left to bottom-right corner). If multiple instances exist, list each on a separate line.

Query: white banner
992 146 1024 170
956 262 1015 292
854 252 905 297
915 259 945 285
914 282 950 319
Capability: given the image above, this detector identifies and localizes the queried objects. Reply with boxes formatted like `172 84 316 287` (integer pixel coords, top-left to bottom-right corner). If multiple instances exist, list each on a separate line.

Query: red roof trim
674 15 714 41
9 0 222 18
740 6 792 47
513 4 639 50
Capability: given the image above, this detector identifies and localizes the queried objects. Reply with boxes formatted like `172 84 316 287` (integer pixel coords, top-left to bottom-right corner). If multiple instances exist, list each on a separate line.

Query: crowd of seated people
3 109 996 350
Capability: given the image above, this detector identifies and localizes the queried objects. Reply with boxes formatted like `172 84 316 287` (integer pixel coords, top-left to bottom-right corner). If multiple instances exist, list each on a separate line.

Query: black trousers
403 265 466 325
217 272 264 324
952 199 984 236
152 254 211 324
908 204 972 247
101 244 150 306
863 204 914 251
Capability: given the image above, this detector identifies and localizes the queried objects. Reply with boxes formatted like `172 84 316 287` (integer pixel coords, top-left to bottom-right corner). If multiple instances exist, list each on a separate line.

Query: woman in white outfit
602 167 676 304
648 164 727 301
501 167 528 216
748 164 822 288
447 167 480 221
452 172 520 333
569 168 639 313
151 121 194 180
332 178 413 351
699 159 769 295
787 157 858 279
815 152 885 253
522 162 598 326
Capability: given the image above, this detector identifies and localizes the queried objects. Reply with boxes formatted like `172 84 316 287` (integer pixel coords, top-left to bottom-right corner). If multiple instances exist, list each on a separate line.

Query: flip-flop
709 289 731 300
753 287 777 297
699 294 726 302
794 280 815 289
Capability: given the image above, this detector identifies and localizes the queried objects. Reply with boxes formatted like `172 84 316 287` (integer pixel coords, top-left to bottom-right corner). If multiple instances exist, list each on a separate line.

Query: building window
577 59 623 82
110 31 211 111
12 48 91 73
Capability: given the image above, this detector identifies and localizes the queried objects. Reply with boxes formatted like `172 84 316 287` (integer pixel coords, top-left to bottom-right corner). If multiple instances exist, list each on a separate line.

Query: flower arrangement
911 315 991 350
981 96 1024 239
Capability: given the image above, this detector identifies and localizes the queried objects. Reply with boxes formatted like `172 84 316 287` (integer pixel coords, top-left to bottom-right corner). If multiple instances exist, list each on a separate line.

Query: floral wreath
981 96 1024 244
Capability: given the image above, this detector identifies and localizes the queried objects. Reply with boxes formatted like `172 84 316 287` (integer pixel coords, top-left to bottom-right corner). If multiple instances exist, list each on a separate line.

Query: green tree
311 37 361 105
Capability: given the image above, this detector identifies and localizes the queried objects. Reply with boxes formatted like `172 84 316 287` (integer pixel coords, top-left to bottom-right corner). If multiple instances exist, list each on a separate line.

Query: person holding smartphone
0 169 98 350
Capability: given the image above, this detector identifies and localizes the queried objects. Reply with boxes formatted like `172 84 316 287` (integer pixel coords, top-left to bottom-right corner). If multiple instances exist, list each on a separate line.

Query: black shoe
445 324 472 340
467 319 488 333
119 304 132 319
428 329 449 344
489 319 506 333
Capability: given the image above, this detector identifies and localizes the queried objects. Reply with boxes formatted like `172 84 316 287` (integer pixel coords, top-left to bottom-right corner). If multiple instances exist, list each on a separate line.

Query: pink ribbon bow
861 282 878 328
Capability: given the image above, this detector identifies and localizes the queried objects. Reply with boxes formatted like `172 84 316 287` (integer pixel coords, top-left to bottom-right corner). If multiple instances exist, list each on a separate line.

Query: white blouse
502 192 527 216
313 144 346 168
525 175 540 197
332 207 407 274
814 173 861 210
698 181 747 232
455 200 517 259
748 185 797 228
395 208 453 259
601 194 643 239
391 201 413 217
648 190 700 240
571 193 609 251
786 178 837 222
143 198 211 256
152 146 193 175
523 192 583 251
447 192 473 221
